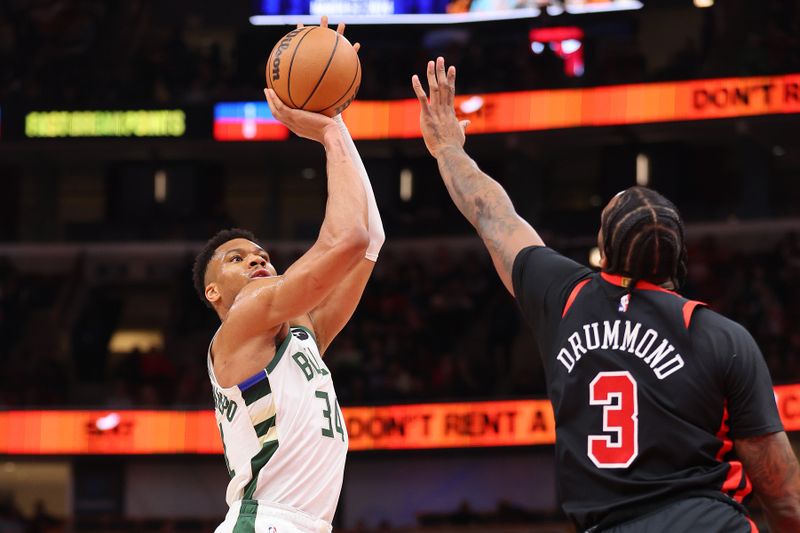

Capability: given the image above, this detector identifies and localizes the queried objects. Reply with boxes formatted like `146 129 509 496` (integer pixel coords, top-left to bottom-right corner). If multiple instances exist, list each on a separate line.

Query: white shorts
215 500 332 533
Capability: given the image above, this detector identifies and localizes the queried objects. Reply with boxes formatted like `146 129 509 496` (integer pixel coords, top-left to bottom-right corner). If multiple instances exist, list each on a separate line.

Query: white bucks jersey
207 325 348 523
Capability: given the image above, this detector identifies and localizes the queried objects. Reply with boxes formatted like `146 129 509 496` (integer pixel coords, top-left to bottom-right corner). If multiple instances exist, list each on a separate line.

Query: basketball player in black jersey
412 57 800 532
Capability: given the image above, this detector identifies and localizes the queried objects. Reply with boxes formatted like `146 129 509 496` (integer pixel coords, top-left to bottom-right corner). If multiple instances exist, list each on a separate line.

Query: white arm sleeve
334 114 385 261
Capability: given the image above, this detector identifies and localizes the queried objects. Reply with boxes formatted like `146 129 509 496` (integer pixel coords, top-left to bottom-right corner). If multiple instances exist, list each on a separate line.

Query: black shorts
596 496 756 533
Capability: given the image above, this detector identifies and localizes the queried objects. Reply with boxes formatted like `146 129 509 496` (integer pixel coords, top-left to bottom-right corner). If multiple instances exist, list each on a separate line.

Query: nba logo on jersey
268 527 277 533
618 294 630 313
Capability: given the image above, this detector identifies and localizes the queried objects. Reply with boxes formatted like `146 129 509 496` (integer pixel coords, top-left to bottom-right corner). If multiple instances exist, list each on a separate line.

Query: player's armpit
735 431 800 532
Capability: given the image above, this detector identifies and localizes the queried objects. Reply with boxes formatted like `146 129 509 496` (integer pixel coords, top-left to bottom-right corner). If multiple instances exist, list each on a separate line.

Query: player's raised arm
220 91 369 341
412 57 543 295
303 114 385 354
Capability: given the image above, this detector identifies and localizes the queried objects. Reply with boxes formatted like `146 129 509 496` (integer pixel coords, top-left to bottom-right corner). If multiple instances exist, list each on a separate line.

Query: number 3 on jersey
316 390 345 441
588 371 638 469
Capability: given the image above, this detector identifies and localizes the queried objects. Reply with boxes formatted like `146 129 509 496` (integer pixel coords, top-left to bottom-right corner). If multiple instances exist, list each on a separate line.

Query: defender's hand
264 88 338 144
411 57 470 159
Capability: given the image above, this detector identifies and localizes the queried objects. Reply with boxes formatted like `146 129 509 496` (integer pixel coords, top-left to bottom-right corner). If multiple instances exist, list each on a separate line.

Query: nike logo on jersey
556 320 684 380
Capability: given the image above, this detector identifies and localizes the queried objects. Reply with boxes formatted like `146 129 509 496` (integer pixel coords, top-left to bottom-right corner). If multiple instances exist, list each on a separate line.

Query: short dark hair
600 186 688 289
192 228 259 308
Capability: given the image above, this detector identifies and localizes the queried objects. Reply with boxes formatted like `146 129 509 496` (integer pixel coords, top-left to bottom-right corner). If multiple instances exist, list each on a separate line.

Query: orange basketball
266 26 361 117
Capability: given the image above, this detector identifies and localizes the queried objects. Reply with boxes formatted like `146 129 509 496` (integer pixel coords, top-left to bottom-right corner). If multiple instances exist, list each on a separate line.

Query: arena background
2 0 800 531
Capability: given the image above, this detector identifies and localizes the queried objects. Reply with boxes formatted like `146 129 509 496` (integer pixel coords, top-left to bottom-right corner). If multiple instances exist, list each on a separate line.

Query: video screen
250 0 642 25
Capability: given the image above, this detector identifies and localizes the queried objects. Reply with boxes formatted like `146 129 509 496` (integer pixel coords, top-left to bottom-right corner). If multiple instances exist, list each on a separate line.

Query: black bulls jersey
512 247 783 530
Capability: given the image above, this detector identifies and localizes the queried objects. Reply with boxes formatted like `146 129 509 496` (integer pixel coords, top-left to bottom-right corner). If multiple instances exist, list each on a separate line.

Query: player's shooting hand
264 88 338 144
412 57 470 159
298 16 361 53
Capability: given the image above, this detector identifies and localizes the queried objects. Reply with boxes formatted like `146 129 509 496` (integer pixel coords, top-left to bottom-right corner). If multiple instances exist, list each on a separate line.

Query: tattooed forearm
433 145 543 293
436 146 518 251
737 431 800 532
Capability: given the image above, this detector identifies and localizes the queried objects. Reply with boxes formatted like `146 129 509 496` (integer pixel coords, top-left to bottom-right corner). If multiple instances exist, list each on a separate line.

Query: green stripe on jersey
243 440 279 500
232 500 258 533
266 331 293 374
240 373 271 407
254 415 276 438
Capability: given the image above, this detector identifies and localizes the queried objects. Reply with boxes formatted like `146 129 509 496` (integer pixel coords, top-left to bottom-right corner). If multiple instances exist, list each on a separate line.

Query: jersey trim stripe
266 332 293 374
254 415 276 438
562 278 591 318
243 440 280 500
682 300 705 329
240 372 271 406
233 499 259 533
715 405 754 503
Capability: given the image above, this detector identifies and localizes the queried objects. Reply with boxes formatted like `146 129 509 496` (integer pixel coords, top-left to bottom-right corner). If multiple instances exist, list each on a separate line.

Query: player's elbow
339 226 369 258
335 227 370 259
764 495 800 525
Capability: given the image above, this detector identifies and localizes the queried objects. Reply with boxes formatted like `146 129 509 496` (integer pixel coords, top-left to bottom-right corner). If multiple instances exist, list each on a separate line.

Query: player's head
192 228 277 315
598 186 687 288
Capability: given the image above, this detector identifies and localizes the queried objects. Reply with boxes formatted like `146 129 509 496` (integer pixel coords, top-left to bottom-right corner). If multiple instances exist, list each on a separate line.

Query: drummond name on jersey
556 320 684 379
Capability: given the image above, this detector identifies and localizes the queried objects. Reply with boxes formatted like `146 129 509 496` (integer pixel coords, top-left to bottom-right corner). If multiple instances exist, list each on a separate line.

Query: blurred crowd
0 495 569 533
2 234 800 409
0 0 798 106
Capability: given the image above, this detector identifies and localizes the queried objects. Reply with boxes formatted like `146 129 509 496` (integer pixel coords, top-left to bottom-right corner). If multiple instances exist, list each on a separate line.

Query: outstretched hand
411 57 470 159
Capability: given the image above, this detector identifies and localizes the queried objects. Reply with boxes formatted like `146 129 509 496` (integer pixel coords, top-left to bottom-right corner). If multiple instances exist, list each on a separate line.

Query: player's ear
205 282 221 305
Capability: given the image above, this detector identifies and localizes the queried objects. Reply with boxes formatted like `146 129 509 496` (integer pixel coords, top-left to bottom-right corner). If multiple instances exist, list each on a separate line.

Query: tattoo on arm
737 431 800 531
437 147 522 273
739 432 800 497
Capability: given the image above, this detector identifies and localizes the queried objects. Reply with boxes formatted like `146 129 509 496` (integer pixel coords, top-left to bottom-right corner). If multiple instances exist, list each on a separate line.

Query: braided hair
600 187 688 290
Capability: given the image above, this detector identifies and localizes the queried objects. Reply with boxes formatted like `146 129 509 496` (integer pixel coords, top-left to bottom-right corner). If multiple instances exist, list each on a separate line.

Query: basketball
266 26 361 117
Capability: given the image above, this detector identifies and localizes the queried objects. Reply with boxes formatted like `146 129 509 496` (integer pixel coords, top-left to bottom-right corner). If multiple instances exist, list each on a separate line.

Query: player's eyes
231 256 242 262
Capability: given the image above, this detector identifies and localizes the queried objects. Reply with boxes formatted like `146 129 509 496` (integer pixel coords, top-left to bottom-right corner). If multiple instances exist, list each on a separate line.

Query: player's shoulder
689 305 755 347
513 245 593 282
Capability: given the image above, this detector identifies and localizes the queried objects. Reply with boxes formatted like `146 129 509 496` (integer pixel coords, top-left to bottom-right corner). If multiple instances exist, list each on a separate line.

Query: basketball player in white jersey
191 20 384 533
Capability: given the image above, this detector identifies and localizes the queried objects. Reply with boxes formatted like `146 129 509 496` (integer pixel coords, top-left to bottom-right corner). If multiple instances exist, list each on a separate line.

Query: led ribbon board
1 384 798 454
339 73 800 139
216 74 800 141
25 110 186 138
213 102 289 141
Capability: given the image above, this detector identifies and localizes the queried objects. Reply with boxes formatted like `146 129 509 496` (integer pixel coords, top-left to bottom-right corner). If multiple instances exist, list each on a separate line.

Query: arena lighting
400 168 413 201
154 169 168 203
108 330 164 353
636 153 650 186
589 247 602 268
694 0 714 7
2 383 800 454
